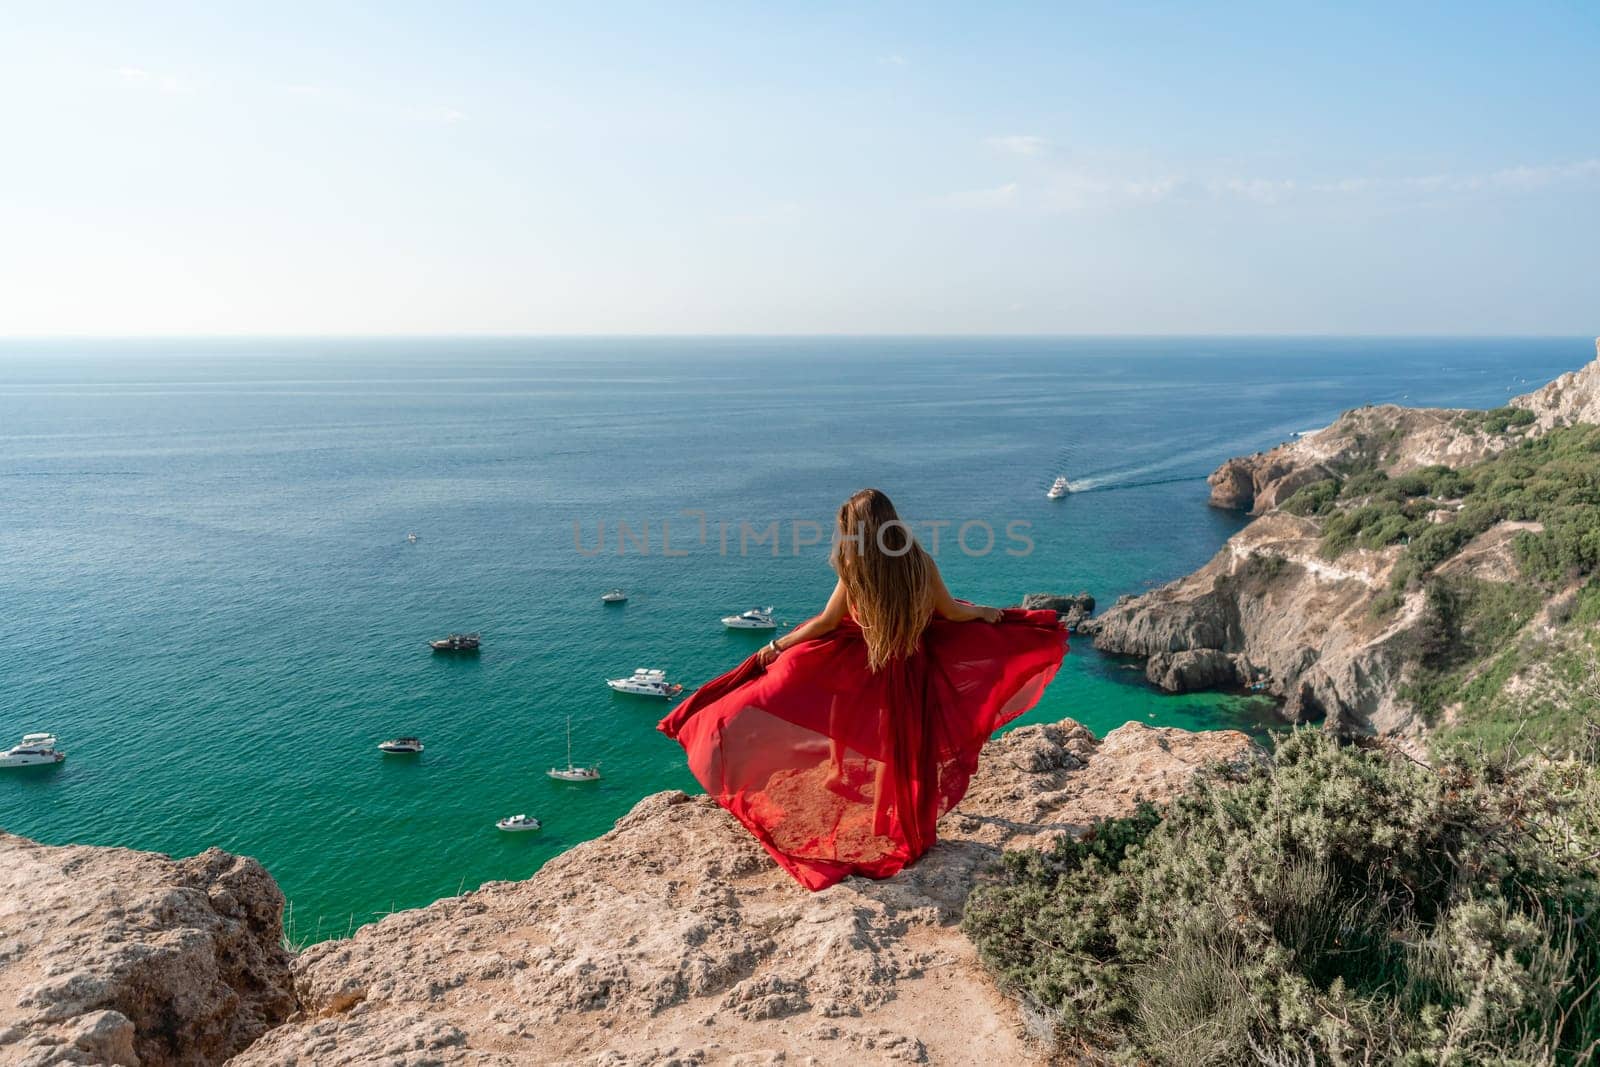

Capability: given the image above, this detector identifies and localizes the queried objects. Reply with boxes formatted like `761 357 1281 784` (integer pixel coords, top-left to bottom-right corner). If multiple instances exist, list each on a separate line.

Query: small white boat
406 532 419 544
721 606 776 630
1 733 65 768
496 813 541 832
1047 476 1071 500
606 668 683 698
600 589 628 604
378 737 423 754
547 717 601 782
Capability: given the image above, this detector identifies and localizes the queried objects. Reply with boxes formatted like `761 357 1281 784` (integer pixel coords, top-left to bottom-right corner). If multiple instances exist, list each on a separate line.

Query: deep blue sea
0 337 1583 941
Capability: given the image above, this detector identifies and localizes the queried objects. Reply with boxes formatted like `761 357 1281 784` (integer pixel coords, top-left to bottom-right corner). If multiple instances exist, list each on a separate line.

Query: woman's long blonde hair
830 489 934 670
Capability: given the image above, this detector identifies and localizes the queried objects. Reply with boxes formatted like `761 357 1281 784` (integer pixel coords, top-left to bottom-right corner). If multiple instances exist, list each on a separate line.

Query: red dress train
658 609 1068 891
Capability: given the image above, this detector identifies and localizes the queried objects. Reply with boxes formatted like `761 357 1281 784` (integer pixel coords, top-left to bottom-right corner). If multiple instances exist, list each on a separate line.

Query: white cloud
988 134 1048 157
939 157 1600 216
413 105 467 124
1207 177 1296 204
939 181 1020 209
1308 160 1600 197
115 66 184 93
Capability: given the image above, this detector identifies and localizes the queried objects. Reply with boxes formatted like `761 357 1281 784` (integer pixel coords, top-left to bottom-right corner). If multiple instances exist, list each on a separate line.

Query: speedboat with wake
1 733 64 768
721 606 775 630
547 716 601 781
1047 476 1071 499
606 668 683 698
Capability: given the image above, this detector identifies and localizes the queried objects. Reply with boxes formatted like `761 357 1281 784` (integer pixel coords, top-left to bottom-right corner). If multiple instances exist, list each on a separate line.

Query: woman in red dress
659 489 1069 891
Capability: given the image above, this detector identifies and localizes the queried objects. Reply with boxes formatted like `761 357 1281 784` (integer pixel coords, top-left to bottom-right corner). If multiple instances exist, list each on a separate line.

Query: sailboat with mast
547 716 601 782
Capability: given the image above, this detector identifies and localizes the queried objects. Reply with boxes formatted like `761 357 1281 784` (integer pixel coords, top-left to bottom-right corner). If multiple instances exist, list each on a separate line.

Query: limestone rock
1145 648 1239 692
1512 338 1600 430
0 836 295 1066
233 719 1255 1066
1099 338 1600 740
1018 592 1095 631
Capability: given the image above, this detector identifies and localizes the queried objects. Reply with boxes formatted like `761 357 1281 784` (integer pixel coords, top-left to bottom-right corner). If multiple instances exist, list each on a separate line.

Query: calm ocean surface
0 337 1583 940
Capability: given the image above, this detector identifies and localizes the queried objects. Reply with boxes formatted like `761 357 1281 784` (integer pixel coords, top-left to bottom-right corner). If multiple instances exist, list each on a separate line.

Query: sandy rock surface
0 836 294 1066
231 719 1254 1066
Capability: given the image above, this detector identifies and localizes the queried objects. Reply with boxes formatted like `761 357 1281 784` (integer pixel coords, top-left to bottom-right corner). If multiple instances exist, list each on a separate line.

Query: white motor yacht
496 813 541 832
600 589 628 604
606 668 683 698
721 606 776 630
1047 476 1071 499
378 737 424 754
547 717 601 782
1 733 65 767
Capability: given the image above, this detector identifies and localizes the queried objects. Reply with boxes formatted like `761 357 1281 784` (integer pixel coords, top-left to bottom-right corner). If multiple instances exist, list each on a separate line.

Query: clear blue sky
1 2 1595 335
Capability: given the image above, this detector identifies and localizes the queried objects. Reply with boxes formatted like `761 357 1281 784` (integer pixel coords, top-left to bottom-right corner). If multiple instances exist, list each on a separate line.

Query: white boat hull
497 820 541 832
0 753 64 767
548 768 601 782
721 618 776 630
607 680 674 697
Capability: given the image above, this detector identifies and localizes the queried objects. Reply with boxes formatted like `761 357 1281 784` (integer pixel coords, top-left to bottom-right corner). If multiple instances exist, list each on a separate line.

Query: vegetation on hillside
1274 424 1600 750
1281 423 1600 588
964 730 1600 1065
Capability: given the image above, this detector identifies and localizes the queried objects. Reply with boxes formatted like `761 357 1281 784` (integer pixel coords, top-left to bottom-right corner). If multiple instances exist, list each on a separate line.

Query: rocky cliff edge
0 720 1256 1066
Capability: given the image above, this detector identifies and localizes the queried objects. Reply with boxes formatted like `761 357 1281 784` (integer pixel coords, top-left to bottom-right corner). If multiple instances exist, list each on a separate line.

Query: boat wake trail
1067 473 1198 494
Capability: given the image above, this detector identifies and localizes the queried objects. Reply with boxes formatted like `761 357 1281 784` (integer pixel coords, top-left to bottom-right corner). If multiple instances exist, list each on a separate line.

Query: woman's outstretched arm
757 579 848 665
930 564 1003 623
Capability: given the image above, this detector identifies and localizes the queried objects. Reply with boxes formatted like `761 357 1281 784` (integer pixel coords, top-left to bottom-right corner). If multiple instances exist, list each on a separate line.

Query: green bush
963 731 1600 1064
1401 575 1545 722
1282 477 1341 517
1484 406 1539 433
1309 425 1600 588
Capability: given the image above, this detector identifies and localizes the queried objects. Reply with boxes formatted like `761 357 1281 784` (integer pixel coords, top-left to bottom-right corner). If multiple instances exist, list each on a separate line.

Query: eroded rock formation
0 836 295 1066
1092 338 1600 740
231 719 1253 1065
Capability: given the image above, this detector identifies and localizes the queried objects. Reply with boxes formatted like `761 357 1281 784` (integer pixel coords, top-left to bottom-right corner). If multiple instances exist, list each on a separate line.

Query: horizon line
0 331 1592 342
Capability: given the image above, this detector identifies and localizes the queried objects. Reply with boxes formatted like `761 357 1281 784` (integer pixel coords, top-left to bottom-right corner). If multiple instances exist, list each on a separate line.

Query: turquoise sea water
0 337 1584 941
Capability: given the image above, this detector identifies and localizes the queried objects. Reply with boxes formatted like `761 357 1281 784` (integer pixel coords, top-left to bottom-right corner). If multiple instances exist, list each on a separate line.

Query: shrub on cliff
964 730 1600 1065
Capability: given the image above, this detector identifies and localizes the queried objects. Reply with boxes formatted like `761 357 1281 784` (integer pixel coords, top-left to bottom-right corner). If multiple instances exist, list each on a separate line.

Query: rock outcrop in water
1018 592 1095 631
0 834 295 1066
1089 338 1600 741
0 719 1256 1065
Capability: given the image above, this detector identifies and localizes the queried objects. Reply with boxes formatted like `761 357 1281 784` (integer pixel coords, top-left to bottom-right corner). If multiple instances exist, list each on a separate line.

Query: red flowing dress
658 609 1068 891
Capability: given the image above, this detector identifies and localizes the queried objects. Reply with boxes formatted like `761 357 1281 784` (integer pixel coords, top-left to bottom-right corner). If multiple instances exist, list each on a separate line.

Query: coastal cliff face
0 835 295 1066
1091 338 1600 743
1205 404 1516 515
0 720 1256 1066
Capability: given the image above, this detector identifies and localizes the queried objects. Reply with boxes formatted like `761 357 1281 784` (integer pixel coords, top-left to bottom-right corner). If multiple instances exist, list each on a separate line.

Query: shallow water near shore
0 336 1583 940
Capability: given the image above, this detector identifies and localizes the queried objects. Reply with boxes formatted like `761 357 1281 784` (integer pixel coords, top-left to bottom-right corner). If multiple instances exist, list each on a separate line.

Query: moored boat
721 606 776 630
496 813 541 832
600 588 628 604
548 716 601 781
1 733 65 768
606 668 683 698
430 633 481 652
378 737 424 754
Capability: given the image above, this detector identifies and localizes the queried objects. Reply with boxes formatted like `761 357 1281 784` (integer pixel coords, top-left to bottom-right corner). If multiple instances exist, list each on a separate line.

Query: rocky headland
1085 338 1600 746
0 719 1255 1065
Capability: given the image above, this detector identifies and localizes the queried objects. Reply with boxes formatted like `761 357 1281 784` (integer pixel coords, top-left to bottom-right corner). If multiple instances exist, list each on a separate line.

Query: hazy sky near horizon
2 2 1597 336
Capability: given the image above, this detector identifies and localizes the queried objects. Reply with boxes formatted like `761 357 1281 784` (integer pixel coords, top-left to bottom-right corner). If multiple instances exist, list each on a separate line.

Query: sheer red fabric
658 609 1068 891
